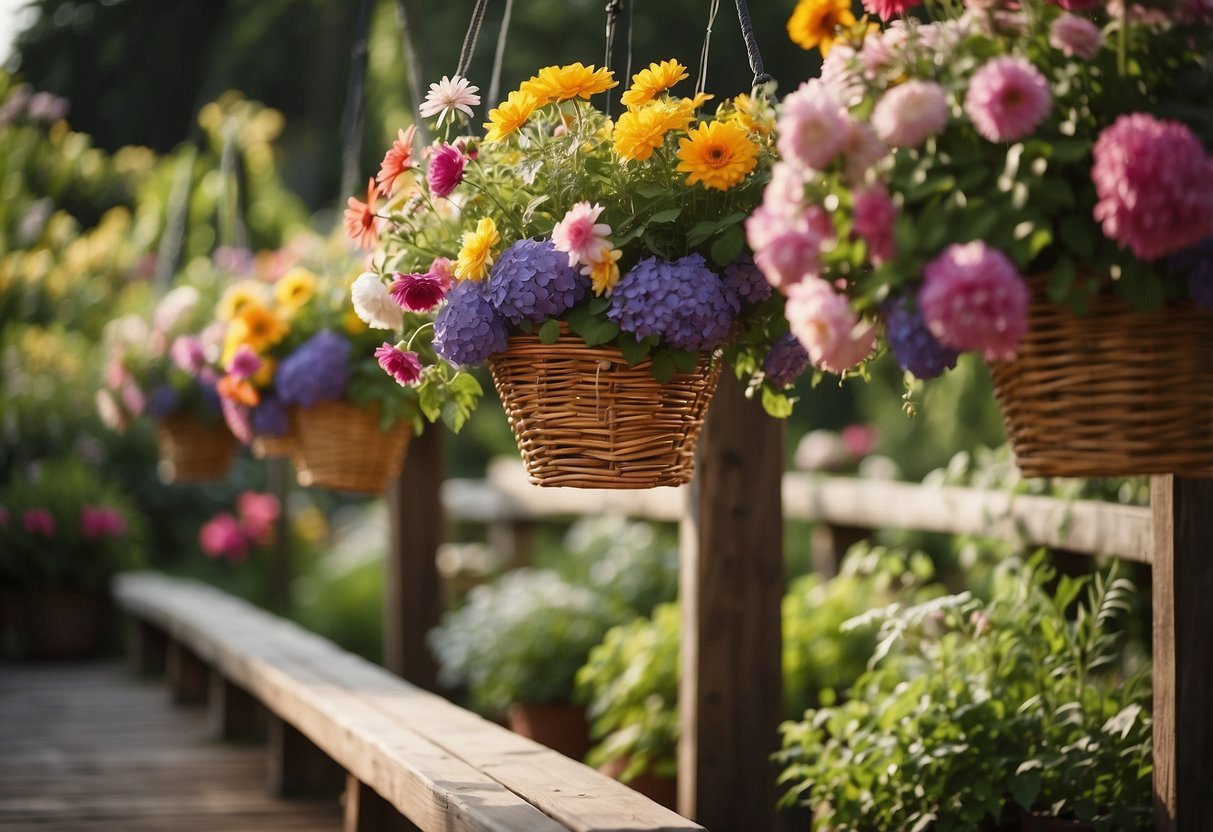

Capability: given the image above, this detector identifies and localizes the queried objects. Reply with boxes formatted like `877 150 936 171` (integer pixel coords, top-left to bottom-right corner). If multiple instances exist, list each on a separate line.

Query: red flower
344 178 381 249
375 343 423 386
377 125 418 195
390 272 448 311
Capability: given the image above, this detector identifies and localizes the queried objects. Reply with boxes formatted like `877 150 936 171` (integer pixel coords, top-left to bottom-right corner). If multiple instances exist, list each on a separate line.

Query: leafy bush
558 514 679 618
777 554 1151 832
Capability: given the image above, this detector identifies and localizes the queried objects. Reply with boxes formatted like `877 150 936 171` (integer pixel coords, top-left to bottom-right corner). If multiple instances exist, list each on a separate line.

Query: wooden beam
679 373 783 829
344 773 421 832
129 618 168 677
385 427 443 690
268 716 345 797
1151 475 1213 831
209 670 265 742
166 640 208 705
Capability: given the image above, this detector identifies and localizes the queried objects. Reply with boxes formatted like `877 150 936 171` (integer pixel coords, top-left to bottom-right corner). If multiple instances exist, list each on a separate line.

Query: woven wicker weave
989 277 1213 478
156 414 239 484
488 330 721 488
292 401 412 494
250 434 296 460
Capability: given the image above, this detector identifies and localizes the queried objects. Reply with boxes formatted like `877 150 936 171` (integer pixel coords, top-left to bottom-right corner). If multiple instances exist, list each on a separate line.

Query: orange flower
344 178 380 249
217 375 260 407
377 125 418 195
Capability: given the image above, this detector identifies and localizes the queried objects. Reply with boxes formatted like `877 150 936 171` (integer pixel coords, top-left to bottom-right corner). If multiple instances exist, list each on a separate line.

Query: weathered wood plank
1151 475 1213 831
267 715 345 797
129 618 168 676
209 670 265 741
344 773 422 832
166 639 208 704
678 373 782 830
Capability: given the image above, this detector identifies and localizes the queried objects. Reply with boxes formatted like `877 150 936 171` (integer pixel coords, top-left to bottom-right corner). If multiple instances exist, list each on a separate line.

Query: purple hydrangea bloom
763 333 810 387
722 254 773 305
434 280 509 366
608 254 739 351
145 385 181 418
883 296 959 379
1172 237 1213 308
251 394 290 437
486 239 589 326
276 330 351 406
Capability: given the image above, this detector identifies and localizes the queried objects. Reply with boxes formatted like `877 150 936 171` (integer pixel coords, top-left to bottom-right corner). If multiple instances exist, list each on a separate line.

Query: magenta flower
552 202 613 268
170 335 206 375
1048 0 1101 10
199 513 248 562
862 0 921 19
777 80 852 172
918 241 1029 361
226 344 263 379
964 57 1052 142
390 272 448 311
23 508 55 538
375 343 424 386
1049 14 1103 59
237 491 280 544
1091 114 1213 261
852 184 897 265
427 143 467 198
871 81 949 148
81 505 127 541
784 278 877 373
840 424 879 457
747 205 836 290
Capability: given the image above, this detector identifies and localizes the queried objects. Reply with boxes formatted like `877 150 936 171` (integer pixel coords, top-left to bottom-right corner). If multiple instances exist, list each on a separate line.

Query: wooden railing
115 572 703 832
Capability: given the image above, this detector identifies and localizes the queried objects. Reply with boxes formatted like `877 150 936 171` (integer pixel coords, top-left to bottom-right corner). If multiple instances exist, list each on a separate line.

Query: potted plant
752 0 1213 477
356 60 810 488
776 554 1151 831
0 457 142 659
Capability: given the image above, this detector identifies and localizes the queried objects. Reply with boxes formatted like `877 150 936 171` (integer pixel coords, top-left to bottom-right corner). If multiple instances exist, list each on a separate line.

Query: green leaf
1048 257 1076 304
710 226 744 268
636 183 669 199
522 194 550 224
761 385 793 418
538 319 561 344
687 220 719 247
650 351 676 383
578 317 620 347
1058 215 1095 259
668 348 698 373
649 207 682 224
587 295 611 315
618 333 652 366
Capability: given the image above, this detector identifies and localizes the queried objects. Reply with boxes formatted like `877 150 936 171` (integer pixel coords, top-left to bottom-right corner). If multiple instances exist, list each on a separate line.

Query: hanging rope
603 0 623 116
339 0 375 200
153 145 196 290
696 0 722 96
733 0 772 89
488 0 515 106
455 0 492 80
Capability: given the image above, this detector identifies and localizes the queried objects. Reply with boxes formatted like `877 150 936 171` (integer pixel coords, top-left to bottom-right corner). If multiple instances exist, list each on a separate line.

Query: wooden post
166 640 208 704
267 715 345 797
208 669 265 741
1151 475 1213 831
384 427 443 690
129 618 168 677
343 773 421 832
679 373 783 829
266 456 293 613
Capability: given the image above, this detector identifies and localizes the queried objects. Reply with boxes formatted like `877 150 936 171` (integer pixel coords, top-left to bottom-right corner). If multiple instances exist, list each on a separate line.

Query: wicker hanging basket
250 433 297 460
291 400 412 494
488 329 721 489
989 276 1213 478
156 413 240 484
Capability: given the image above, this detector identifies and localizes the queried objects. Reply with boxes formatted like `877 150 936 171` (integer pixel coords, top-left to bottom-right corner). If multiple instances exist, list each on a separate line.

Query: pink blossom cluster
199 491 281 563
80 505 127 541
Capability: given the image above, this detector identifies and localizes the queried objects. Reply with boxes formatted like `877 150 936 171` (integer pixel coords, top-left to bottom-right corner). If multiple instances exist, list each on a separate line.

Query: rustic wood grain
678 373 783 830
344 773 423 832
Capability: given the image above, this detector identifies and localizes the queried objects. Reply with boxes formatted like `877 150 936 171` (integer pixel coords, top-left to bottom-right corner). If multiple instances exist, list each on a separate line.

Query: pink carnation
964 57 1052 142
784 278 877 374
375 343 423 386
199 513 248 562
427 143 467 198
852 184 897 265
23 508 55 538
762 163 806 218
871 81 948 148
226 344 262 379
862 0 922 18
747 205 835 289
842 121 887 184
1091 114 1213 261
1049 14 1103 59
81 505 127 541
237 491 280 544
918 242 1029 361
428 256 456 287
551 202 613 268
777 80 852 172
390 272 448 311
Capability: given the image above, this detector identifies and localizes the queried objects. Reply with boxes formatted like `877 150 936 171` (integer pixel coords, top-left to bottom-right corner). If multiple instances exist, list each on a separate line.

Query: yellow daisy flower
274 267 317 313
234 302 289 353
612 101 693 162
729 93 774 136
583 248 623 296
787 0 856 55
218 279 268 321
519 63 617 105
483 89 541 143
620 59 689 110
676 121 760 191
454 217 500 281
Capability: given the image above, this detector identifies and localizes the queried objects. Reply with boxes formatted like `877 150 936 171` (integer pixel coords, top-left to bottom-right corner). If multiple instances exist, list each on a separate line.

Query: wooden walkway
0 662 342 831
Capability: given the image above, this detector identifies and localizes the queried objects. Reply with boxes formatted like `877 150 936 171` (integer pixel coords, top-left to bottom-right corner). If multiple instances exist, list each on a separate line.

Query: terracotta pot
2 589 110 660
598 756 678 810
506 702 593 762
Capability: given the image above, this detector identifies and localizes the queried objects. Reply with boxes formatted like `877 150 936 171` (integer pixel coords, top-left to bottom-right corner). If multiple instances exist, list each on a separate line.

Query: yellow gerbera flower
787 0 856 55
583 248 623 296
233 302 289 352
218 280 268 321
274 267 317 313
519 63 617 105
620 59 689 110
729 93 774 136
612 101 692 162
483 89 541 143
454 217 500 281
676 120 759 191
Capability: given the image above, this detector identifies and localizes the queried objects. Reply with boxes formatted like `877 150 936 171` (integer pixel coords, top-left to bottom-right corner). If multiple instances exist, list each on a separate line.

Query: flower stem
405 321 436 351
